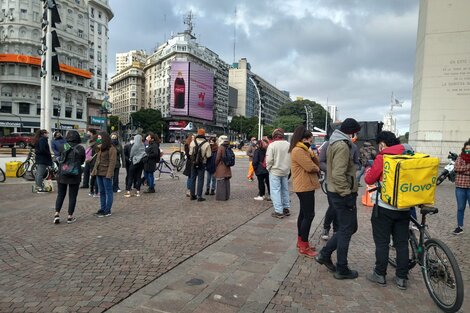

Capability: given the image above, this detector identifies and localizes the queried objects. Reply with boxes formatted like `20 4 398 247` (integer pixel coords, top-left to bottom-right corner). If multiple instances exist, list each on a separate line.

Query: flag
393 98 403 107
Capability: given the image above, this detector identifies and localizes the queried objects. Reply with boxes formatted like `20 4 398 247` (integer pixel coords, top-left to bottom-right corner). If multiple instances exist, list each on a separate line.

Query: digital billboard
188 62 214 121
170 61 189 116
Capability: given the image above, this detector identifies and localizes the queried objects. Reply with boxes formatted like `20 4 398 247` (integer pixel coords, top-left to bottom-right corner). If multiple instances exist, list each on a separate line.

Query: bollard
11 147 16 157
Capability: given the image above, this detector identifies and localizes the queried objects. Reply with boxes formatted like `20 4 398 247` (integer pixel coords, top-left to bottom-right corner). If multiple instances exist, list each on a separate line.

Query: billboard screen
188 62 214 121
170 61 189 116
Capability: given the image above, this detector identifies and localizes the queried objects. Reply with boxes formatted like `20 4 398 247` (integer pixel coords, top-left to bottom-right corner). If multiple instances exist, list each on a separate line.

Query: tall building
326 105 338 122
115 50 147 74
0 0 113 136
229 58 291 124
410 0 470 160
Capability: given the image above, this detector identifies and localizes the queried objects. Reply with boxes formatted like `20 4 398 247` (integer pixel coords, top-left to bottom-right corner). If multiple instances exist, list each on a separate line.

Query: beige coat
215 144 232 179
291 144 321 192
91 146 117 179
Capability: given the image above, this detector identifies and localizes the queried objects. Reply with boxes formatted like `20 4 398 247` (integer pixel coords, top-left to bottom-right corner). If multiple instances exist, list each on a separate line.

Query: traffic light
47 0 61 28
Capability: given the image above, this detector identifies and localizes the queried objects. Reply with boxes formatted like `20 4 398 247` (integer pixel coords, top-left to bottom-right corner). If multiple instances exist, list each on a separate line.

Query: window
19 102 30 114
98 11 102 19
76 110 83 119
1 86 12 97
31 67 38 78
20 8 27 20
97 51 102 62
53 106 60 117
8 65 15 75
89 48 94 59
0 101 13 113
90 24 94 32
36 104 41 116
65 108 72 118
97 79 101 89
78 29 83 38
97 24 102 35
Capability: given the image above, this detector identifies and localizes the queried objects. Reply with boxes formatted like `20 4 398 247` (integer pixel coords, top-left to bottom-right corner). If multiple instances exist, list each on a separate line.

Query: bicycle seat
420 206 439 215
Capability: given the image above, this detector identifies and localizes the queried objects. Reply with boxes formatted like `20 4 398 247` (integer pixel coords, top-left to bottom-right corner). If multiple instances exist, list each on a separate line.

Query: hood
65 130 81 144
329 129 351 145
380 144 407 156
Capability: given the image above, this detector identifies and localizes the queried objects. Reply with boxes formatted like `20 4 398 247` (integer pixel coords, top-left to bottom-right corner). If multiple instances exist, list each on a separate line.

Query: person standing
319 139 338 240
246 137 257 182
215 135 232 201
365 131 414 289
452 140 470 235
189 129 211 201
111 133 125 193
316 118 361 280
357 141 377 186
266 128 291 218
205 137 218 196
32 129 52 193
143 132 160 193
91 131 117 217
81 128 97 191
51 131 66 159
125 134 146 197
183 135 194 197
290 125 321 258
253 139 270 201
53 130 86 224
123 137 134 191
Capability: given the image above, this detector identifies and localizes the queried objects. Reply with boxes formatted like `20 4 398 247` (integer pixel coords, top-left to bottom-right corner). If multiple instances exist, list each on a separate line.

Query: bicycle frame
409 207 436 266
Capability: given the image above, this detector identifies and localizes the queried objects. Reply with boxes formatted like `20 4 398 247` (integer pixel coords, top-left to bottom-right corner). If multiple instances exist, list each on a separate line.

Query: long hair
98 131 111 151
462 140 470 153
32 129 48 146
185 135 193 146
289 125 312 153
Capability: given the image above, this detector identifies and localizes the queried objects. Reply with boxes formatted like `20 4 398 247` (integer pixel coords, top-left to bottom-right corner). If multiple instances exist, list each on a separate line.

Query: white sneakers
254 196 264 201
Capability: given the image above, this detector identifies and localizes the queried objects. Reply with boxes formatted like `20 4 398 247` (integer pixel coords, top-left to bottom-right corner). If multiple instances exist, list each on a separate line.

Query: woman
289 125 320 258
205 137 218 196
32 129 53 193
183 135 194 197
51 131 66 159
54 130 86 224
91 131 117 217
111 133 125 193
452 140 470 235
215 135 232 201
253 139 270 201
143 132 160 193
125 134 146 197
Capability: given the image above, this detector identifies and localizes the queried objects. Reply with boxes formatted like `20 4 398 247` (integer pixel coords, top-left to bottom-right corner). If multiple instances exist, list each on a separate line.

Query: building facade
0 0 113 136
115 50 147 74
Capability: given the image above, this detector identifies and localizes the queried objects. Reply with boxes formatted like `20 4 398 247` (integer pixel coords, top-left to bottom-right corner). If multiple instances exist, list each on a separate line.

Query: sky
107 0 420 134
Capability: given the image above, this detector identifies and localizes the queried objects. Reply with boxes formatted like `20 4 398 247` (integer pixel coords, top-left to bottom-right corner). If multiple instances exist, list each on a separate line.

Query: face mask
96 138 102 144
112 139 118 145
465 150 470 154
130 140 134 145
303 142 311 149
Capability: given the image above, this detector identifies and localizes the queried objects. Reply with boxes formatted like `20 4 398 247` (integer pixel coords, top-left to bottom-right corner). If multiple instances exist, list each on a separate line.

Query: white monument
409 0 470 161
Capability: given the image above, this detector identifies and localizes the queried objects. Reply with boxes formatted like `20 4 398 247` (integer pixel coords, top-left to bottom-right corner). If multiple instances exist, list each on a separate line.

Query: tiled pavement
0 157 468 312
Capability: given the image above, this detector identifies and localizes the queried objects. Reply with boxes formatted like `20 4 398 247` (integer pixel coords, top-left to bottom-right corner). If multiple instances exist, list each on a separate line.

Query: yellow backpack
381 153 439 209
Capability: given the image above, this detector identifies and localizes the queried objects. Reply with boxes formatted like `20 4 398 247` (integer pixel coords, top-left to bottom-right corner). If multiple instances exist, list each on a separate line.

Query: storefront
0 120 40 136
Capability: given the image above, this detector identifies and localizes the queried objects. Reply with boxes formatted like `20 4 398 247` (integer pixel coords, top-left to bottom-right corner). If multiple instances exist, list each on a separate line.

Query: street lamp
248 76 262 140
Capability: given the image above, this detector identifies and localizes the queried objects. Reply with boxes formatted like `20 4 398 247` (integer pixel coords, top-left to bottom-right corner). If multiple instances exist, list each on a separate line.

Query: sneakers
205 190 210 196
321 229 329 240
271 212 284 219
283 208 291 216
210 190 215 196
264 195 271 201
67 217 77 224
334 268 359 280
366 271 386 286
186 190 191 197
247 178 254 182
105 212 112 217
315 254 336 272
94 211 105 217
190 195 197 200
124 191 131 198
36 188 47 194
452 227 464 235
136 191 141 197
254 196 264 201
92 193 99 198
117 189 122 193
53 215 60 224
144 188 155 193
395 276 408 290
197 197 206 202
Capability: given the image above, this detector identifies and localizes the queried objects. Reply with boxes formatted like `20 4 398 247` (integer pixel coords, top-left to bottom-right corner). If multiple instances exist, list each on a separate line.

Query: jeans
323 190 338 232
113 167 121 192
297 191 315 242
456 187 470 227
186 177 192 190
205 171 216 192
257 173 270 197
269 174 290 214
96 176 113 214
190 165 206 198
320 192 358 273
35 163 48 189
371 206 410 279
55 183 80 216
144 171 155 189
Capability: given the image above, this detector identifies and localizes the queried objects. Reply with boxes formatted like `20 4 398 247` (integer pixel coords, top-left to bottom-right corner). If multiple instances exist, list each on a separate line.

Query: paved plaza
0 156 468 313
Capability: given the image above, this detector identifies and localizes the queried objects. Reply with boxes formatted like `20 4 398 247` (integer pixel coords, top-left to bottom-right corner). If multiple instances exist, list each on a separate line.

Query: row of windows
0 101 83 120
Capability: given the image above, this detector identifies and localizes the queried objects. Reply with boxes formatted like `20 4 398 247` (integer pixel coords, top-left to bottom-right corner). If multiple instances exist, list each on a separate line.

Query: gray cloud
108 0 419 133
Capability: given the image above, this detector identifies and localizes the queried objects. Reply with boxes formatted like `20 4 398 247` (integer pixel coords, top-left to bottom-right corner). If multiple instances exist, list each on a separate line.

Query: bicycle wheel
422 238 464 313
175 157 186 172
321 180 327 194
0 168 5 183
388 229 418 270
436 171 448 186
16 161 29 177
170 151 184 167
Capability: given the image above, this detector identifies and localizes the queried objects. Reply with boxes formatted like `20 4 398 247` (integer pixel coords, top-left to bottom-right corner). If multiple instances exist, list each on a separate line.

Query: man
365 131 413 290
315 118 361 280
246 137 257 181
266 128 291 218
51 131 66 159
357 141 377 186
319 138 338 241
189 128 211 201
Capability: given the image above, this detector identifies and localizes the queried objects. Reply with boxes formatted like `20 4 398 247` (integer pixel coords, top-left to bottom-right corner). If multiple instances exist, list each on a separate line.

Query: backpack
191 139 207 169
381 153 439 209
222 146 236 167
59 144 81 177
206 150 217 174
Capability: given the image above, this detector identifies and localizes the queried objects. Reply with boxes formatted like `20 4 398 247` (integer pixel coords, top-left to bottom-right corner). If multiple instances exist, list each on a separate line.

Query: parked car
0 132 34 148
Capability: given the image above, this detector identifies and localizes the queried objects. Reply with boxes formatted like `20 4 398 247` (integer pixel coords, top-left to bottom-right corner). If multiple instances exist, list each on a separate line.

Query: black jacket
35 136 53 166
57 131 86 185
252 148 268 176
124 143 132 168
143 141 160 172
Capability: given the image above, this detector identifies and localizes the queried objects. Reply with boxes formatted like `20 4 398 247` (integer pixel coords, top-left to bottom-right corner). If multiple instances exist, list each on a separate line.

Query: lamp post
248 76 262 140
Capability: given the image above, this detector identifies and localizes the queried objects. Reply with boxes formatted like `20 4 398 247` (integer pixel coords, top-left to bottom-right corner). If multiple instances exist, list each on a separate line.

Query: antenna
233 7 237 64
184 11 195 39
163 14 166 42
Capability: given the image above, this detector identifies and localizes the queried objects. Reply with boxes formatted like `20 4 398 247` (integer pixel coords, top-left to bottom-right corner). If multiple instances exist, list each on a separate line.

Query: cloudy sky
108 0 420 134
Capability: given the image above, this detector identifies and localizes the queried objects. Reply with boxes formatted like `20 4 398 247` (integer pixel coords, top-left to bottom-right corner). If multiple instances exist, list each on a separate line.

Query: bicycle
319 170 327 194
155 158 179 180
388 205 464 313
0 167 5 183
16 148 36 177
170 150 186 172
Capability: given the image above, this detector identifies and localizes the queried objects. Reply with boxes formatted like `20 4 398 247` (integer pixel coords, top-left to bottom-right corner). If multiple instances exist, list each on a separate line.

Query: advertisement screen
188 62 214 121
170 61 189 116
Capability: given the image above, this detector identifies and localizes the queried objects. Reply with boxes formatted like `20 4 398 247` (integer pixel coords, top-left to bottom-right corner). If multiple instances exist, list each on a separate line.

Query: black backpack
191 139 207 169
59 144 80 177
222 146 236 167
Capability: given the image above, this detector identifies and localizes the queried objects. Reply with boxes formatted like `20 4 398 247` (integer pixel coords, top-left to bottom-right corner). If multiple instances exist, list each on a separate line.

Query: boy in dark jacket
253 139 270 201
205 137 218 195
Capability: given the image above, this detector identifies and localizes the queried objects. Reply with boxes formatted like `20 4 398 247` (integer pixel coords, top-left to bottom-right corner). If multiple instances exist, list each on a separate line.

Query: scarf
461 152 470 163
295 142 315 158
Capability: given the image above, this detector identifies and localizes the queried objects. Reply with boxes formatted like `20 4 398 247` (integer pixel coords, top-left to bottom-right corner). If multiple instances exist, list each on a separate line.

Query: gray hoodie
130 134 146 165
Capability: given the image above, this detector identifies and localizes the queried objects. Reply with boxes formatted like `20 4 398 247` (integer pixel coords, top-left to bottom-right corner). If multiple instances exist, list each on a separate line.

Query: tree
108 115 121 134
272 115 304 132
229 115 258 139
277 99 331 131
131 109 166 137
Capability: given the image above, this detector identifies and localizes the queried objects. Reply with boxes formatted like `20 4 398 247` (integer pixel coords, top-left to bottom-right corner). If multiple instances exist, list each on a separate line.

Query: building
229 58 291 124
115 50 147 74
0 0 113 137
409 0 470 160
326 105 338 123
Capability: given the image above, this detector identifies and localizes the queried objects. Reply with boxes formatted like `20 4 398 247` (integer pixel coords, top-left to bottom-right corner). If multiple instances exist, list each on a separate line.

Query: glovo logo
399 176 437 193
382 161 391 195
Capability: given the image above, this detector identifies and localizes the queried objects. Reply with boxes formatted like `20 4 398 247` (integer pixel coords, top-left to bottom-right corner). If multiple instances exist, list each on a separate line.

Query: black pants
55 183 80 216
372 206 410 279
323 191 338 232
126 162 143 191
89 175 98 194
296 191 315 242
82 162 90 187
190 165 206 198
320 192 358 273
113 167 121 192
125 161 131 189
256 173 270 197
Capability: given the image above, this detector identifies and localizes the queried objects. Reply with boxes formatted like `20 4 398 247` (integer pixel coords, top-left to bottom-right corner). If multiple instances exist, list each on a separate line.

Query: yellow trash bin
5 161 23 177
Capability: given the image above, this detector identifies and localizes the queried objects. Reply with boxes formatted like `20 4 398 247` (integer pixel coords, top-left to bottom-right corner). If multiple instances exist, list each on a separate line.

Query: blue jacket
35 137 53 166
206 149 217 174
52 138 66 158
